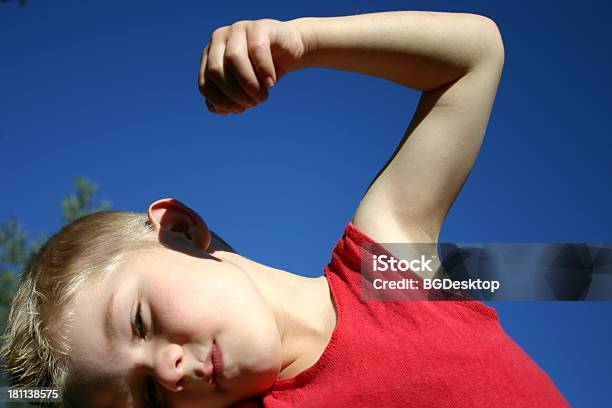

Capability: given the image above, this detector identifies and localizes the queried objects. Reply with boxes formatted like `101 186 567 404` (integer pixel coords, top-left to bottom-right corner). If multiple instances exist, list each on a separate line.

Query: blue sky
1 0 611 406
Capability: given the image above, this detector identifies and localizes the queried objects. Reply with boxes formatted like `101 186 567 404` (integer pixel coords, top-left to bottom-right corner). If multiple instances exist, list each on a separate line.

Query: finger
207 99 244 115
225 26 266 104
198 44 210 97
199 42 240 112
206 26 253 109
202 72 243 112
205 28 240 107
247 22 277 91
206 99 227 115
222 63 256 108
200 34 245 114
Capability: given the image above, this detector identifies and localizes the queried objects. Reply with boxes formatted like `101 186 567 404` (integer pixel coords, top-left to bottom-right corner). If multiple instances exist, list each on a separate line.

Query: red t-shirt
239 222 570 407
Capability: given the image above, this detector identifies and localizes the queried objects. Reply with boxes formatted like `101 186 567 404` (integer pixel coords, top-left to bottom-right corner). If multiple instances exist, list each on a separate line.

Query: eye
135 302 146 338
143 376 160 407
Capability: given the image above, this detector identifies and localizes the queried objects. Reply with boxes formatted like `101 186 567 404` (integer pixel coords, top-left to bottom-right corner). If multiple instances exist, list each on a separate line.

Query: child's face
67 244 281 407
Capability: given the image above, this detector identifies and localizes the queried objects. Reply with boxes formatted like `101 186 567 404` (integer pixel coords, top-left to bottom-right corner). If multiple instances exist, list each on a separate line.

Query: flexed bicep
353 49 505 244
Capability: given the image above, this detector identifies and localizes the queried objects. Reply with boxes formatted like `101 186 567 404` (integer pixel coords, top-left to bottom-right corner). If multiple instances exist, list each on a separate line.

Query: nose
154 343 185 392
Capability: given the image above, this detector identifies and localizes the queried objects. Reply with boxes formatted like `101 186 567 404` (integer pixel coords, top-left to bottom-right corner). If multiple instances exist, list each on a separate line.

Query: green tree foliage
0 176 112 405
61 177 112 225
0 219 45 337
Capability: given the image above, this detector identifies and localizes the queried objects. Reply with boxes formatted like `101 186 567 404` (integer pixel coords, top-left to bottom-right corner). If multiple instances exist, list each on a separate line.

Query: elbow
458 13 505 69
474 15 505 67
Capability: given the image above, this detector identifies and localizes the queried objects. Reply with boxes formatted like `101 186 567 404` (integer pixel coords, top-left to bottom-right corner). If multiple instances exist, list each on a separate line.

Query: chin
232 367 280 401
223 347 281 399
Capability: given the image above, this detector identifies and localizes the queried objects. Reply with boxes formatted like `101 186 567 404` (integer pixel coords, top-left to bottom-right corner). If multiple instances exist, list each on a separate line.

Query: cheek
148 265 282 385
148 264 266 336
149 276 216 336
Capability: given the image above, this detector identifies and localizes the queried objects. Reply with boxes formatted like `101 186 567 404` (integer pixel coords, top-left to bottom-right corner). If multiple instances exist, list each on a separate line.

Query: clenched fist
198 19 307 115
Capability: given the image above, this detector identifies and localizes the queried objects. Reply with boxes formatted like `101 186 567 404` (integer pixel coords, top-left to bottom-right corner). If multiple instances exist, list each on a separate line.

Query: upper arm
353 22 505 243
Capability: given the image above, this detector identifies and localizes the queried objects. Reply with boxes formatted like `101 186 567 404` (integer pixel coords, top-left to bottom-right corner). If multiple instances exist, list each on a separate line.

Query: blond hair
0 211 162 403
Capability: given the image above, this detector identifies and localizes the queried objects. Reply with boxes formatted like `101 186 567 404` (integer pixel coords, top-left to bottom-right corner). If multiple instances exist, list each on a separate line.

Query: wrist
286 17 320 70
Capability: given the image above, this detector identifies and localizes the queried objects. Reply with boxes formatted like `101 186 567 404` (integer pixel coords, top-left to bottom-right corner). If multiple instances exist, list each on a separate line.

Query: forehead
118 245 190 273
67 281 139 407
67 260 135 379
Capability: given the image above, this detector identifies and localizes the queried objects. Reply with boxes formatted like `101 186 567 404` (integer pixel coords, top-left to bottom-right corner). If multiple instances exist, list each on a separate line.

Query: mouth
211 340 224 383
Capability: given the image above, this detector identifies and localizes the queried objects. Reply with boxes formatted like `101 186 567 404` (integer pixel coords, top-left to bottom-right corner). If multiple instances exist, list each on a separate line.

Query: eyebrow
104 291 120 345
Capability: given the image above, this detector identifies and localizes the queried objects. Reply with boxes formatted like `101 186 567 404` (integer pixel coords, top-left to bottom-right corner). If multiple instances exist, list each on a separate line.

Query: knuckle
224 49 242 63
255 18 275 27
248 41 266 54
211 27 227 39
230 20 249 30
207 64 224 80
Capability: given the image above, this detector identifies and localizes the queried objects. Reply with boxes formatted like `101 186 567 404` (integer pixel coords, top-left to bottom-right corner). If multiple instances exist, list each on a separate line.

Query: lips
202 352 214 381
211 340 224 382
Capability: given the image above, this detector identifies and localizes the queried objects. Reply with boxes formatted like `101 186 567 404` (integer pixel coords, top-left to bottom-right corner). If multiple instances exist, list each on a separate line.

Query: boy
2 10 570 407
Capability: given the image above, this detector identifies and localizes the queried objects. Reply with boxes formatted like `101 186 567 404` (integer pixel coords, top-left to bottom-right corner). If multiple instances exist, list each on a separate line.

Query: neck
211 247 336 379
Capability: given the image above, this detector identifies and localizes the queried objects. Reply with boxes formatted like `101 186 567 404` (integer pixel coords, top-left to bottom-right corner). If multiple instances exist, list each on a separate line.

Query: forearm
290 11 503 91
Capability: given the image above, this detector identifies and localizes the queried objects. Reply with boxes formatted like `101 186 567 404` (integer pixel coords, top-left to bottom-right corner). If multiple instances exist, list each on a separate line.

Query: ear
147 198 212 251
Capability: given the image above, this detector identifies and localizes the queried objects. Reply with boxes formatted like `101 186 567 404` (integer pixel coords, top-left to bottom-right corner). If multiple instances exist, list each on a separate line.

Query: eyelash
135 304 160 406
135 302 146 338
